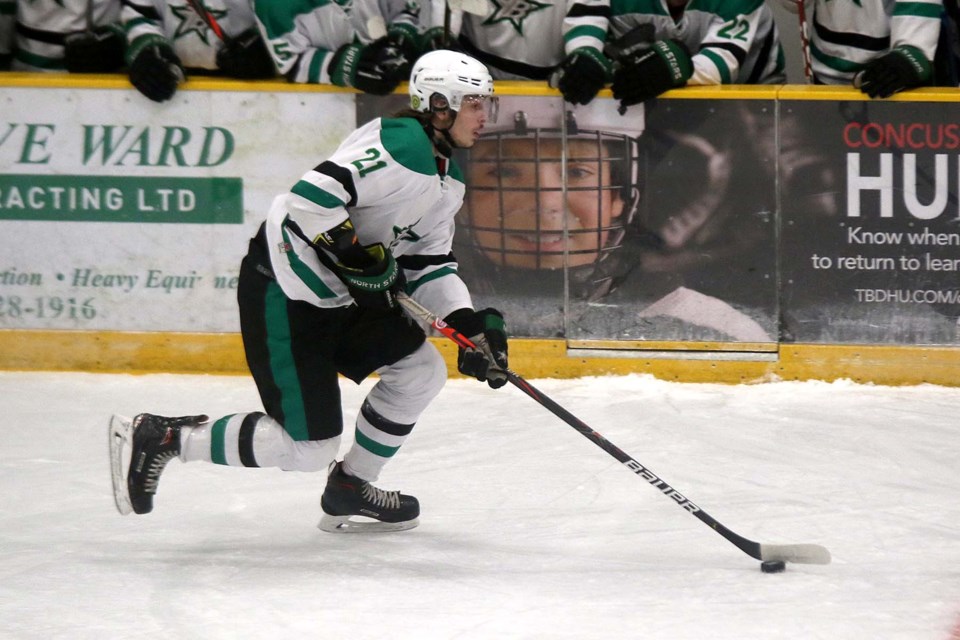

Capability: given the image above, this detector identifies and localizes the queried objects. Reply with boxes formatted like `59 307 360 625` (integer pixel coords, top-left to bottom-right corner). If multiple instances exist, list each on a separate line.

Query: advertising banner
7 82 954 347
601 97 778 344
357 93 779 343
780 99 960 345
0 87 355 332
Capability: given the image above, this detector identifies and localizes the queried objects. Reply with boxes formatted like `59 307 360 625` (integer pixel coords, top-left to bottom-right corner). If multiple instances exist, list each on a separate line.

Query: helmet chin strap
442 127 460 149
428 109 461 157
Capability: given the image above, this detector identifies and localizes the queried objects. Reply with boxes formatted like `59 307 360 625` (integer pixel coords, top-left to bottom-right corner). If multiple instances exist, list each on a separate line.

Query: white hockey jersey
252 0 416 83
12 0 122 71
264 116 473 320
609 0 786 85
122 0 260 70
454 0 611 80
806 0 943 84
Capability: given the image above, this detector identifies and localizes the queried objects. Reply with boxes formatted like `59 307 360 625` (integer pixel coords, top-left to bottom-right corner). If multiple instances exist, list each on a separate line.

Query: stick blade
760 543 831 565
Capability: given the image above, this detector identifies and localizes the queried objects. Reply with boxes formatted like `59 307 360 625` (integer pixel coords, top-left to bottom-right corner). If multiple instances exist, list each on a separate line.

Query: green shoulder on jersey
380 117 439 177
255 0 335 39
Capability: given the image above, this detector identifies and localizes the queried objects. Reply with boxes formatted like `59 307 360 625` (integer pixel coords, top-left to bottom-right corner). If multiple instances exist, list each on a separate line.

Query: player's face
466 138 623 269
448 96 491 148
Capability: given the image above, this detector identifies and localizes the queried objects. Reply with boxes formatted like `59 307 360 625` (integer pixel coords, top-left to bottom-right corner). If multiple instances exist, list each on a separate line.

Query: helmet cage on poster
457 98 643 273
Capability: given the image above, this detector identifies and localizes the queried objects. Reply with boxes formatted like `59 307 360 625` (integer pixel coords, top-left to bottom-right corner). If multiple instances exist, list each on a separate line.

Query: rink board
1 76 958 384
0 329 957 387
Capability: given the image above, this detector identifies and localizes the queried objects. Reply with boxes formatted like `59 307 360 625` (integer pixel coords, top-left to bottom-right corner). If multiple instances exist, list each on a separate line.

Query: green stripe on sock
211 415 231 465
354 428 400 458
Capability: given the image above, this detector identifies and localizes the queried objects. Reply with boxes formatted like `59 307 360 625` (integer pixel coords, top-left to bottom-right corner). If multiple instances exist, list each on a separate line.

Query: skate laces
361 483 401 510
142 450 177 494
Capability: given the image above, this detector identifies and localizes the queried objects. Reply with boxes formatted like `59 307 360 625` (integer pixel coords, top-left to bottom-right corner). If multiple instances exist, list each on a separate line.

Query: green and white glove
328 39 404 95
334 242 405 310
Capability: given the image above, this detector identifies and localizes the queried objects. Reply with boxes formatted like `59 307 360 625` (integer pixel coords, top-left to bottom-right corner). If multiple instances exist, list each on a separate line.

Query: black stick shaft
396 294 830 565
504 371 765 559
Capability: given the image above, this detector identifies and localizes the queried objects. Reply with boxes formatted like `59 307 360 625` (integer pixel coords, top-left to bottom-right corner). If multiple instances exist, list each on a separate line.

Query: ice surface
1 371 959 639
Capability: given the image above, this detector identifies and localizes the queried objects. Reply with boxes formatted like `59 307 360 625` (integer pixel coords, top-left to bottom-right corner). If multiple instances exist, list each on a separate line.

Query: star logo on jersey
481 0 551 35
170 4 226 45
391 219 423 247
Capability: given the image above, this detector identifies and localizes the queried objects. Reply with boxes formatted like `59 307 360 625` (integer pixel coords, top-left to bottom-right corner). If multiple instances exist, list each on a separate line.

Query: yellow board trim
776 85 960 102
567 339 777 353
1 330 957 387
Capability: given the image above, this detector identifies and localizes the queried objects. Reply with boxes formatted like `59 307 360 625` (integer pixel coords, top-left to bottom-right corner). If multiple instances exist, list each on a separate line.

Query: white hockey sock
343 399 415 482
181 412 338 471
342 342 447 481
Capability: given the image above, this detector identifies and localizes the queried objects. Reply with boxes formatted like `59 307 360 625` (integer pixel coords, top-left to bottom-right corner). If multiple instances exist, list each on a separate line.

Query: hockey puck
760 560 786 573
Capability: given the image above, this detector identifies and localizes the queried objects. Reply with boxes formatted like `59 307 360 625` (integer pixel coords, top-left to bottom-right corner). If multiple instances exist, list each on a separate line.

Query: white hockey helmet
409 50 495 115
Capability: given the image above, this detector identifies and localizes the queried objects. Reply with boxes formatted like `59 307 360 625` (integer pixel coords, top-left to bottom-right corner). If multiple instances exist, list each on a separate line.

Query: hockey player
252 0 415 94
436 0 614 105
109 51 508 533
781 0 942 97
12 0 126 72
121 0 276 102
607 0 785 111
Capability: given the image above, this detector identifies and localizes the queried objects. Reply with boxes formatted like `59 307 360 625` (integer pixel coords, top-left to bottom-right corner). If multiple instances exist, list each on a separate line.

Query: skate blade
317 514 419 534
108 414 134 516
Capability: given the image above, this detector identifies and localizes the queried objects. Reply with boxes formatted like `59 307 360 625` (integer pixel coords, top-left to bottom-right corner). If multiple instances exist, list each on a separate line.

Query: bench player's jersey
610 0 785 85
807 0 942 85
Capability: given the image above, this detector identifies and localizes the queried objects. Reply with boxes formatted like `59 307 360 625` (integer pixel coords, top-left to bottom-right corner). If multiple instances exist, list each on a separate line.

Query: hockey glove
611 39 693 109
444 308 508 389
127 36 185 102
328 39 404 95
384 23 420 77
554 47 611 105
334 243 406 310
64 25 125 73
855 45 932 99
216 27 277 79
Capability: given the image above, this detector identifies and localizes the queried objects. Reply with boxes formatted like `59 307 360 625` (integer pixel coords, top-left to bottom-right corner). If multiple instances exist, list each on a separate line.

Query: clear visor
461 95 499 124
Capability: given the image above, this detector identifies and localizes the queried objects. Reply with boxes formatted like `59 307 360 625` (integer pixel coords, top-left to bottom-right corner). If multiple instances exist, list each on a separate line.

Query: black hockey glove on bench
609 35 693 110
444 308 509 389
855 45 932 99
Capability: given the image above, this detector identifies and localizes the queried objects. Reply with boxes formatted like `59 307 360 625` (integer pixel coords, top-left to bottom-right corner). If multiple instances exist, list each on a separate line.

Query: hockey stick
796 0 813 82
397 293 831 566
185 0 227 41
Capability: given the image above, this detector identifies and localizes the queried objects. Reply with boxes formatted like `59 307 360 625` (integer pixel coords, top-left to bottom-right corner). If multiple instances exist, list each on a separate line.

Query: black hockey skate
108 413 207 515
318 462 420 533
